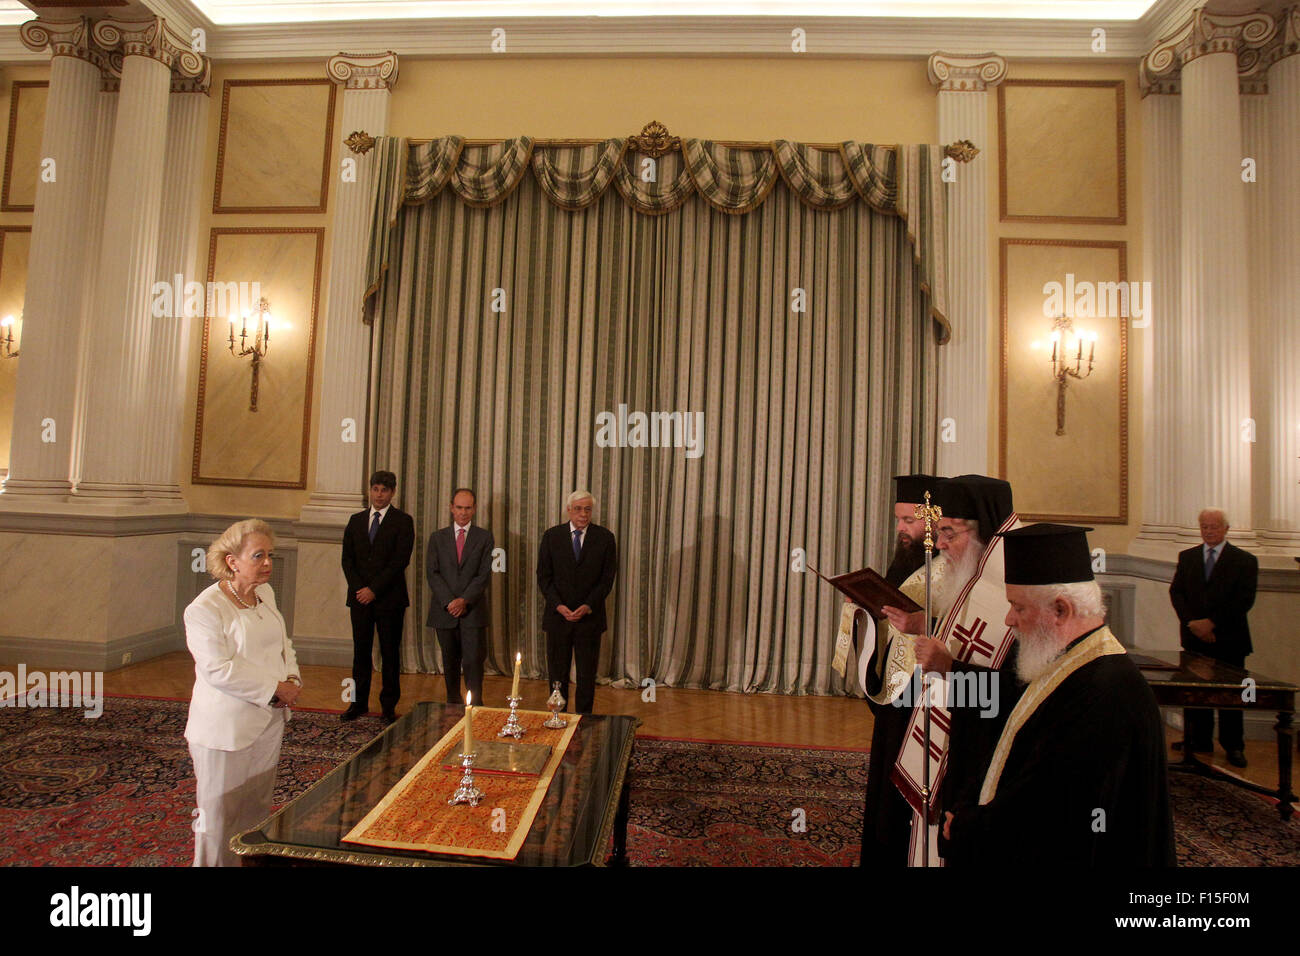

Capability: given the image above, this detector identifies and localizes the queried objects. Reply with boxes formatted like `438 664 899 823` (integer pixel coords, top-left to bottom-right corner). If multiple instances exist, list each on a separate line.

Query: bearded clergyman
880 474 1020 865
858 473 937 867
939 523 1175 867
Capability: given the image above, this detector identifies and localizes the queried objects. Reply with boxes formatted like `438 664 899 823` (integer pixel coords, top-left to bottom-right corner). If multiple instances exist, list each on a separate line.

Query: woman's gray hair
206 518 275 581
566 489 595 509
1020 580 1105 619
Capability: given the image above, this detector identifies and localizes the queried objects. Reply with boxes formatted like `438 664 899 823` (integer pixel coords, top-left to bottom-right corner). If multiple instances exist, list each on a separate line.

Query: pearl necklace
225 579 259 611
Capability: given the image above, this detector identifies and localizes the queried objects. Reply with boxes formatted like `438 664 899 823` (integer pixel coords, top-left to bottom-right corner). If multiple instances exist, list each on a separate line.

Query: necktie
1204 547 1216 580
369 511 380 543
573 528 582 561
457 527 466 563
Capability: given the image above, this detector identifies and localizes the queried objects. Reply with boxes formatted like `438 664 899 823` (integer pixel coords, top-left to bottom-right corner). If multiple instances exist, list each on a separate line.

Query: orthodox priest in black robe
858 474 934 866
940 524 1176 867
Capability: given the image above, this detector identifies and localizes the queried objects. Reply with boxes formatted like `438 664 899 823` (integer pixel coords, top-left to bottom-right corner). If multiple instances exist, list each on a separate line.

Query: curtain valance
362 133 952 340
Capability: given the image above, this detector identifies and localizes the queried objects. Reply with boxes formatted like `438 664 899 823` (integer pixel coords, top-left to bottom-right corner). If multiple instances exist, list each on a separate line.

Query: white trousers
189 715 285 867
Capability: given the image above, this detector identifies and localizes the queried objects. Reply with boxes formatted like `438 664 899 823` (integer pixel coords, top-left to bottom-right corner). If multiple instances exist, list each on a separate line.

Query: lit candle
464 691 474 753
510 651 521 699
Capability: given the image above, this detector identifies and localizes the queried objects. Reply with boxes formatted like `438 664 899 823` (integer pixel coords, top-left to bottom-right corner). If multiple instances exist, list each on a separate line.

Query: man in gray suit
426 488 495 706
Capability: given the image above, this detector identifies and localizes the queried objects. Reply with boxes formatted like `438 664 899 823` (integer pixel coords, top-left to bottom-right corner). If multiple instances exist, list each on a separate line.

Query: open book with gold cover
807 565 922 617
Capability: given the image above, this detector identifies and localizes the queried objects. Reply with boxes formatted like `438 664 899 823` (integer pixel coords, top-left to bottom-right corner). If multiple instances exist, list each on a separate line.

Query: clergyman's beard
892 534 926 573
1015 619 1067 683
929 539 983 616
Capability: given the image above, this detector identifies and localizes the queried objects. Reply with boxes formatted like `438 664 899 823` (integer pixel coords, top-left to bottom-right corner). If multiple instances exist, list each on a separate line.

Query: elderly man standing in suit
1169 507 1259 768
537 490 618 715
426 488 495 707
340 470 415 724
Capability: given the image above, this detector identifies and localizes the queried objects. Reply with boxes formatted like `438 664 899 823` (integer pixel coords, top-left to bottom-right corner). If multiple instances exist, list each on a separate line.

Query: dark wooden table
1133 648 1296 820
232 701 639 866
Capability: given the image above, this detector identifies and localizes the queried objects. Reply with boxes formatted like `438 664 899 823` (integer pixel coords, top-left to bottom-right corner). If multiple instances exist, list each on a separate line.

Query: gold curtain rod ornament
343 121 979 161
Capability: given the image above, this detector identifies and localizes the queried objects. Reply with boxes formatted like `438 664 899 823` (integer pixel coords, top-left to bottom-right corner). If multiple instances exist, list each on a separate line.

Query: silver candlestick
499 694 525 739
447 752 484 806
543 681 568 729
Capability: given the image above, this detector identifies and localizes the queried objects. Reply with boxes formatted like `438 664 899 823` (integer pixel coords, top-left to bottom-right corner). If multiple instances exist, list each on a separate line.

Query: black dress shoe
339 706 366 722
1226 750 1248 768
383 710 398 725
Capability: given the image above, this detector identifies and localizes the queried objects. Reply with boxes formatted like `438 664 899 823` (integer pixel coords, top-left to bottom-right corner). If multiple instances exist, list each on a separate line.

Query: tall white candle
511 652 521 699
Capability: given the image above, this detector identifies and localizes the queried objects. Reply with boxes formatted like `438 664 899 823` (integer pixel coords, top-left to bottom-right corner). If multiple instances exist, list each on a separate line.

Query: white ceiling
189 0 1161 25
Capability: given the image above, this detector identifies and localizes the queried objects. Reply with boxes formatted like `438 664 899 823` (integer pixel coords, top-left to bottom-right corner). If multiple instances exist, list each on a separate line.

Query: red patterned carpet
0 696 1295 866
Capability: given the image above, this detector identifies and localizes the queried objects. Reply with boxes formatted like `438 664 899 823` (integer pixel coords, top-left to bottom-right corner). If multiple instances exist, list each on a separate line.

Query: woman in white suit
184 518 302 866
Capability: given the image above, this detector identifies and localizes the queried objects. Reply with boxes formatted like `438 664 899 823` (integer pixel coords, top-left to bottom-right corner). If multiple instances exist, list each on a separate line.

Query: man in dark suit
426 488 494 707
340 470 415 724
1169 507 1259 767
536 490 617 715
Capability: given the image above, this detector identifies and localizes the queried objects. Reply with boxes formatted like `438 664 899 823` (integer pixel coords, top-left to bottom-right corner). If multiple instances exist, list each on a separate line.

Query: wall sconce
1047 315 1097 435
1 314 19 359
228 297 271 412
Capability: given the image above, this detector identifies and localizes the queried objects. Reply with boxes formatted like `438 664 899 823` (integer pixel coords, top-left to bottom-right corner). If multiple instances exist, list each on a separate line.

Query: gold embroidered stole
979 626 1126 805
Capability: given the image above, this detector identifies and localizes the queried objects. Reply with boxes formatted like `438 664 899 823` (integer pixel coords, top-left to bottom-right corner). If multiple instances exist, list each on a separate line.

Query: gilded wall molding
998 79 1126 225
2 82 46 213
1141 8 1277 96
927 52 1008 92
326 51 399 91
212 78 337 214
999 238 1130 525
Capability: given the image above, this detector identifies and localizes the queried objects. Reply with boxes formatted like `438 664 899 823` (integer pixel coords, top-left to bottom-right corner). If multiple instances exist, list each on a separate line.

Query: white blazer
183 581 301 752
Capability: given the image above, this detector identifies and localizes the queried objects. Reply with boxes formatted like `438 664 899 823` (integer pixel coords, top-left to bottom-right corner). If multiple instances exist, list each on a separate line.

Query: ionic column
300 52 399 525
1135 56 1182 541
139 65 211 499
1173 10 1273 541
2 19 102 500
76 18 204 500
927 52 1006 478
1258 8 1300 550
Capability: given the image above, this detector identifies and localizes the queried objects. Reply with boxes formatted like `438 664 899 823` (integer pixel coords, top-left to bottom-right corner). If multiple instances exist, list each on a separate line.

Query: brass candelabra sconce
228 297 272 412
1048 315 1097 436
1 314 19 359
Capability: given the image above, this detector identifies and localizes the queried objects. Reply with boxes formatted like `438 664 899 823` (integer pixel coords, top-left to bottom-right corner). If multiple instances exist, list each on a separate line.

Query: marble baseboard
0 625 182 671
289 634 353 668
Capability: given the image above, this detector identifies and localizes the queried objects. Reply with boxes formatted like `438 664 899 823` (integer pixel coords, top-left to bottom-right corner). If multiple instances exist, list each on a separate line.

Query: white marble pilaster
927 52 1005 478
1136 87 1181 541
76 18 203 500
300 52 398 526
140 68 211 499
1258 13 1300 550
1173 12 1274 543
2 20 102 500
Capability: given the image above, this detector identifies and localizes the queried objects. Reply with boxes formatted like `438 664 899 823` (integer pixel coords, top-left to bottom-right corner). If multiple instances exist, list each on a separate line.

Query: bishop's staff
915 490 942 868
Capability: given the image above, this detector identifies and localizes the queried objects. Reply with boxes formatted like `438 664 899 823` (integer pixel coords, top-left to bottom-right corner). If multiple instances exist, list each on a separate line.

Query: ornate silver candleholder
543 681 568 729
447 752 484 806
498 695 526 739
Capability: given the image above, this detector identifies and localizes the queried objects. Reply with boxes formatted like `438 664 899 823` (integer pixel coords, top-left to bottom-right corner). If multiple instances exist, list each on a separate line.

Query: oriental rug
0 697 1294 867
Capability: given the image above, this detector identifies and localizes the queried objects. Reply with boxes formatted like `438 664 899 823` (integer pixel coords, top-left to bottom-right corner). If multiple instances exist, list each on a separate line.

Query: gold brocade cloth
342 707 580 860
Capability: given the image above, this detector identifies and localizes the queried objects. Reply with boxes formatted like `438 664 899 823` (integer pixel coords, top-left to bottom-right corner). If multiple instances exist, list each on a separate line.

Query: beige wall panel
214 79 336 213
193 227 323 488
388 57 938 143
2 81 47 212
0 227 29 471
999 79 1124 223
294 540 352 640
0 532 112 641
1000 238 1128 522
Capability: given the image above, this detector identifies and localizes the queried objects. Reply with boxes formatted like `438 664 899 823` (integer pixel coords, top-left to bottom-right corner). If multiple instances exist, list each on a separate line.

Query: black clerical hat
933 475 1014 544
893 474 940 505
1000 523 1095 585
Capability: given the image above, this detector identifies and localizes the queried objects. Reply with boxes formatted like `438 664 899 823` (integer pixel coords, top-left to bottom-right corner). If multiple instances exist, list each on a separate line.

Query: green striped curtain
367 139 941 696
